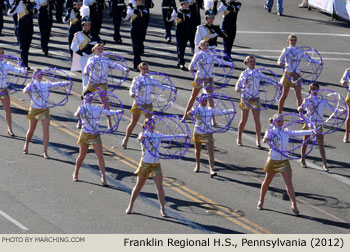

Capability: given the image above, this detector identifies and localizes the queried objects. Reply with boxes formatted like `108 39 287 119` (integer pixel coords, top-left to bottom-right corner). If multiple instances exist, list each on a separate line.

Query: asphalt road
0 0 349 234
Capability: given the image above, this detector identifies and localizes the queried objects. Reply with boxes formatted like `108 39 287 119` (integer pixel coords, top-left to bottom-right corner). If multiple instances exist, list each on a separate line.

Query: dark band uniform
63 2 82 57
7 0 33 69
189 0 202 51
171 3 193 67
218 0 241 59
36 0 53 56
85 0 105 38
161 0 176 42
125 2 149 69
110 0 127 43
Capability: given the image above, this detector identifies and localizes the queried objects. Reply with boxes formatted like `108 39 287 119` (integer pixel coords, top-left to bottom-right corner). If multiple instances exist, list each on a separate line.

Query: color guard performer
126 118 167 217
235 56 264 147
63 0 82 57
217 0 241 59
187 94 232 178
35 0 53 56
340 68 350 143
121 62 153 148
23 69 71 158
277 34 322 114
73 91 122 186
299 83 334 172
0 47 26 136
258 114 315 215
7 0 33 70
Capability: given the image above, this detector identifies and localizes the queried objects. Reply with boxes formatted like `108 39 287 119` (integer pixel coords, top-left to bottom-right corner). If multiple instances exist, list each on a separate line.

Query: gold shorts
264 158 291 173
134 161 162 178
130 101 153 115
302 123 323 133
345 93 350 106
77 131 102 146
192 132 214 144
191 77 214 90
86 83 108 93
238 98 261 110
27 107 50 120
281 72 301 88
0 88 9 100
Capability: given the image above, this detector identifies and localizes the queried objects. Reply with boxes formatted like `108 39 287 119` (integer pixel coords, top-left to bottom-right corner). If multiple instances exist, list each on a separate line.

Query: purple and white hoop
79 91 124 135
87 52 129 91
267 113 317 160
300 89 347 135
191 93 236 134
0 54 27 95
135 72 177 114
238 68 282 110
143 115 191 159
28 68 72 108
283 46 323 86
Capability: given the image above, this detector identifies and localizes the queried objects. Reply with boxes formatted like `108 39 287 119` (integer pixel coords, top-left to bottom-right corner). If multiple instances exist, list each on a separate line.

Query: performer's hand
130 94 135 98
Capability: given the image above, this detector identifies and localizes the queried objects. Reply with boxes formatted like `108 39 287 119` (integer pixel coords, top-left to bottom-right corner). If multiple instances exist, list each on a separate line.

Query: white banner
334 0 350 20
308 0 334 13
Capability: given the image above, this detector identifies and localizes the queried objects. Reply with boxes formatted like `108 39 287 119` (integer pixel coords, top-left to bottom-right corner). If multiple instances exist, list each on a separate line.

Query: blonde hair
137 62 149 71
269 114 282 124
243 55 255 65
288 34 297 41
198 39 209 50
92 43 104 53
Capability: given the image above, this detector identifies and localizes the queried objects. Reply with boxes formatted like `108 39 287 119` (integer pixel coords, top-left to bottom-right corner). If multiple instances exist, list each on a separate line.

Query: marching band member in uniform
216 0 241 59
161 0 176 43
71 5 101 93
340 68 350 143
110 0 127 44
124 0 149 69
55 0 64 22
7 0 33 70
6 0 19 41
129 0 153 32
35 0 53 56
0 47 26 136
194 0 226 53
84 0 105 39
64 0 82 57
168 0 192 70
